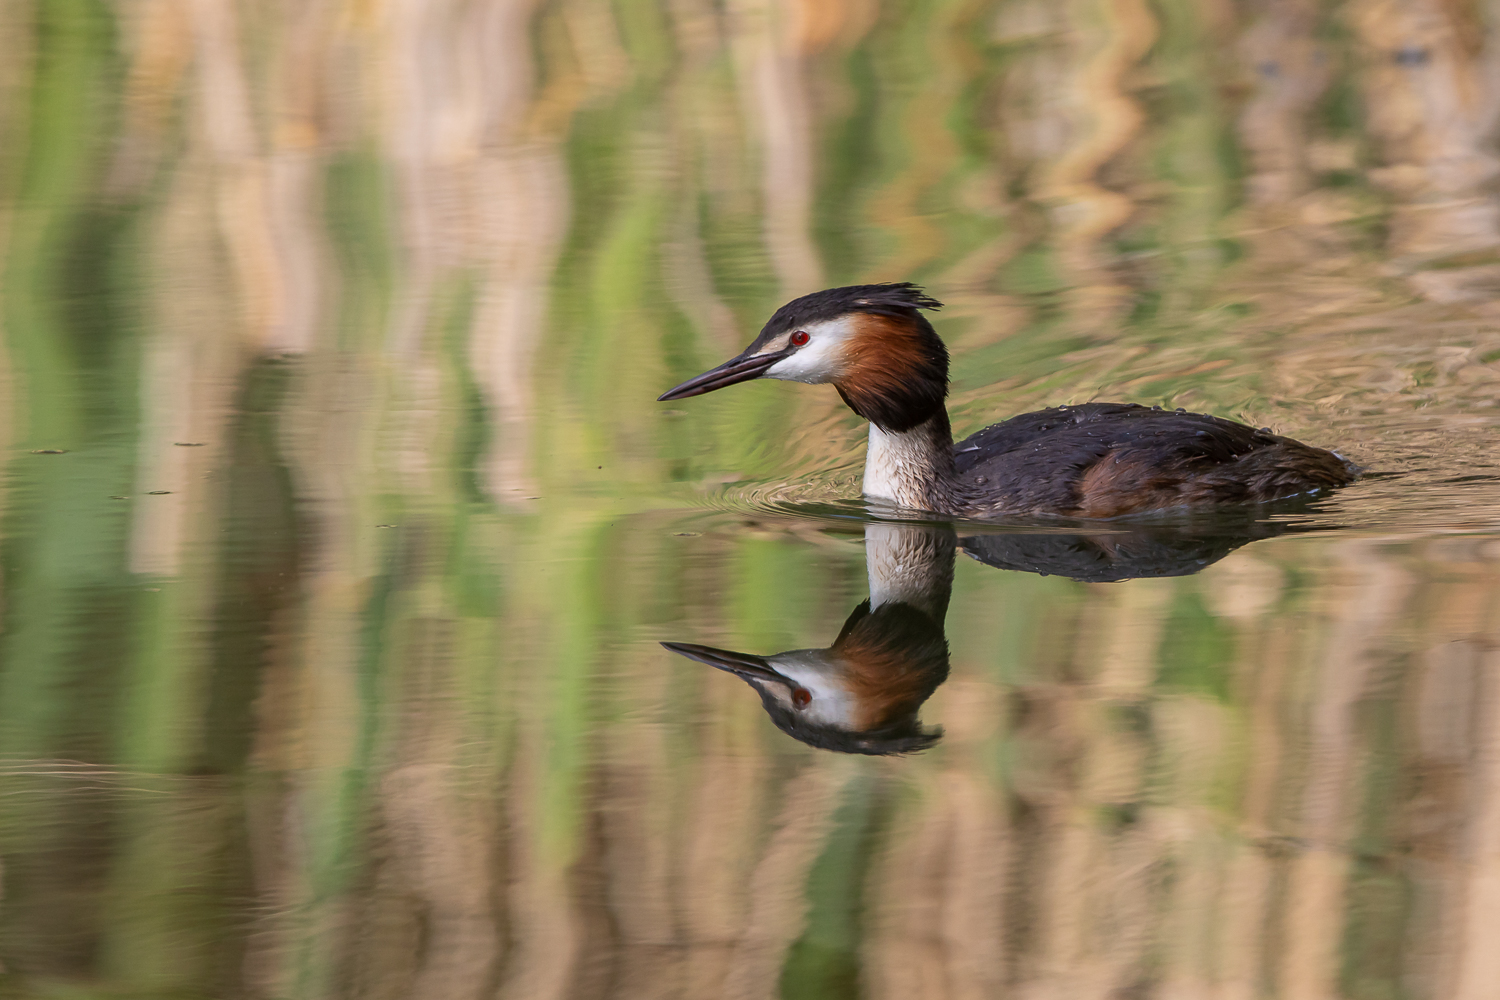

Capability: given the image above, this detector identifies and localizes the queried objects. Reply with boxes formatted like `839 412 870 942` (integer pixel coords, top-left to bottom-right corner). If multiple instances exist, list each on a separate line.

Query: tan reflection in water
1036 0 1158 325
228 532 1500 998
86 0 1500 515
1349 0 1500 275
10 1 1500 997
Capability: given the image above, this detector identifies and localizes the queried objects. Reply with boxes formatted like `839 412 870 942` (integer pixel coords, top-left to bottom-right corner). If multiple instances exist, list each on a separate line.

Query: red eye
790 330 810 347
792 688 812 709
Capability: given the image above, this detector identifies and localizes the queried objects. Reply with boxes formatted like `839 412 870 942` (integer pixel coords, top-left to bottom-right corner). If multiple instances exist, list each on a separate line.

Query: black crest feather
758 283 943 337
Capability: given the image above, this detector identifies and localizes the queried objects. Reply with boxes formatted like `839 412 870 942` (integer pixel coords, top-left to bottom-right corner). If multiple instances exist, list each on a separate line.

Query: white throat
864 523 953 616
862 420 943 510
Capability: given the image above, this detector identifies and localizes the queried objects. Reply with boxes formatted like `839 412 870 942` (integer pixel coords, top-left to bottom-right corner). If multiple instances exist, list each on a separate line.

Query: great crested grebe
658 284 1356 517
665 522 953 755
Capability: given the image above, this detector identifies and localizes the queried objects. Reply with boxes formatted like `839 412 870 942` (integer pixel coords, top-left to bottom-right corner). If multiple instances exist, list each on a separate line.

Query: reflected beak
657 348 791 401
660 641 787 684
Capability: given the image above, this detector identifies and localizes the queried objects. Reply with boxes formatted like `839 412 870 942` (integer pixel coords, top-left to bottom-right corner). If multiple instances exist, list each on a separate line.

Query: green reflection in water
781 771 878 1000
1 0 1500 997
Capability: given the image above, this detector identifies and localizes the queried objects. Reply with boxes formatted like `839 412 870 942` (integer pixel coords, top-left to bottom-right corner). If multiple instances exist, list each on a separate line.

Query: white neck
863 523 953 617
862 418 948 510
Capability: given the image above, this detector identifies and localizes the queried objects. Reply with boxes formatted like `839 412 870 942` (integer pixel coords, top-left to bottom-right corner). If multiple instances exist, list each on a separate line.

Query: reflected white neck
864 522 951 617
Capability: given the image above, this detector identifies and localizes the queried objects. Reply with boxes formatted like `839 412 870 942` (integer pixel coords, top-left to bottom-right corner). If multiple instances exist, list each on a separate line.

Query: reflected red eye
790 330 810 347
792 688 812 709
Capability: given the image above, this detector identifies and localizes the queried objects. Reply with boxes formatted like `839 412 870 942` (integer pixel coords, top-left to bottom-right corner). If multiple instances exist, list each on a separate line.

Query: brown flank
1071 440 1355 518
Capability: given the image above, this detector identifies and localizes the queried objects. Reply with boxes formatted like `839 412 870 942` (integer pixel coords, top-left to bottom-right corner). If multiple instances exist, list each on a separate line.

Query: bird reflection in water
666 523 955 755
666 514 1307 754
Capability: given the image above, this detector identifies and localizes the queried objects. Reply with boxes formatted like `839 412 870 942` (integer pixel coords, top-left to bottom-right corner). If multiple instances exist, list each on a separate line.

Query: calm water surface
4 2 1500 998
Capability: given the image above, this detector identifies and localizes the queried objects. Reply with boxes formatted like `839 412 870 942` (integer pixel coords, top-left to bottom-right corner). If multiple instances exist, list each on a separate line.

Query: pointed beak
657 348 791 401
660 641 788 684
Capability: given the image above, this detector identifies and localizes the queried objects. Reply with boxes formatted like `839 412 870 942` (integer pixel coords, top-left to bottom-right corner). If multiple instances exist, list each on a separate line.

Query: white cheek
762 317 855 384
769 653 858 727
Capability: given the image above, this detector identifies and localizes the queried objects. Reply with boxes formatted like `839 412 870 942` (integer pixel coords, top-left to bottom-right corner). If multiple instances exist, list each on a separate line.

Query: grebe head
661 599 948 756
657 283 948 432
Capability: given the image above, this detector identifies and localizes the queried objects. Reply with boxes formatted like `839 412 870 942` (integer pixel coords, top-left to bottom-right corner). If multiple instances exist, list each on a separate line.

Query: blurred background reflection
4 0 1500 997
